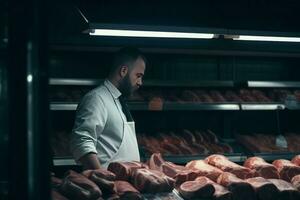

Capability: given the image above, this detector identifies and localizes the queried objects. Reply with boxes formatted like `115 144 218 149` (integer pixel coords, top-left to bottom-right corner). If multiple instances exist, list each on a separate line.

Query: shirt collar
104 79 122 99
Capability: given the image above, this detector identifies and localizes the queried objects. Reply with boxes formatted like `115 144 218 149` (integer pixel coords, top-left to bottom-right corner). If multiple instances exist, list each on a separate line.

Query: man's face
119 57 145 97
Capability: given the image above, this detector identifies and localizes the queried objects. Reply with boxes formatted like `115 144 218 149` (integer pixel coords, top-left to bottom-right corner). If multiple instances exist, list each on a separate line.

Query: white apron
101 95 140 168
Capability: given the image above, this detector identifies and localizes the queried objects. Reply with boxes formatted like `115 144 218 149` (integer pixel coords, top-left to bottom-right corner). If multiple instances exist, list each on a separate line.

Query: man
70 47 146 169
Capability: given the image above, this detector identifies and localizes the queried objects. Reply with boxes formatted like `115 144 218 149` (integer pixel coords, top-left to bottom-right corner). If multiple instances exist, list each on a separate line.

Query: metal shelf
251 152 300 162
50 103 78 111
248 81 300 88
49 79 300 88
53 158 78 166
143 80 234 87
49 78 234 87
163 102 240 110
143 154 247 164
240 103 285 110
50 102 149 111
49 78 103 86
50 102 241 111
50 102 300 111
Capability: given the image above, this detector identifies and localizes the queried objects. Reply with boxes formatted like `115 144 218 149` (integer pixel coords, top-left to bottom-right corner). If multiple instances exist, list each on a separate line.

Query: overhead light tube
233 35 300 42
89 29 214 39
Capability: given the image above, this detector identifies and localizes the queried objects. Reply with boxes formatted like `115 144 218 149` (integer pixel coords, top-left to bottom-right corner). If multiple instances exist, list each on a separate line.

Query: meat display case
49 75 300 166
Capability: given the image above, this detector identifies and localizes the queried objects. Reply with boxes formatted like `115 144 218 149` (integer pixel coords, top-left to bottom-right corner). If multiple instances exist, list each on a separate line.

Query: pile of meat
51 161 175 200
236 133 300 153
50 86 300 103
141 89 273 103
137 129 233 156
139 88 300 103
148 153 300 200
52 153 300 200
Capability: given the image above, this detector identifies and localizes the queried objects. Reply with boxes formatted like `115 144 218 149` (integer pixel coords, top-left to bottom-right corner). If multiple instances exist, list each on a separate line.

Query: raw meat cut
245 177 279 200
178 176 215 199
82 169 116 194
292 155 300 166
206 154 253 179
131 168 175 193
291 174 300 191
217 172 255 200
244 157 279 179
268 179 300 200
186 160 223 182
148 153 200 186
107 161 147 181
272 159 300 182
195 176 232 200
60 170 102 200
114 181 142 200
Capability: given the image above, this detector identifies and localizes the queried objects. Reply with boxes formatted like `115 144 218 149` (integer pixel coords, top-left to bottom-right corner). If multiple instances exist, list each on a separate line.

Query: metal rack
49 78 235 87
50 78 300 88
248 81 300 88
49 79 300 166
251 152 300 162
50 102 241 111
53 154 247 166
50 102 300 111
240 103 285 110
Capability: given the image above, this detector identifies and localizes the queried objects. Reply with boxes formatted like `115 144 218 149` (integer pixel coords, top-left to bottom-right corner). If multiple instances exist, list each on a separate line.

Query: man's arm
70 93 108 170
79 152 102 170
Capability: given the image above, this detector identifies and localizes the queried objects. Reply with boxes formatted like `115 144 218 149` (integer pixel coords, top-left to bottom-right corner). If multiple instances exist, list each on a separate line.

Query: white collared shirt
70 79 129 164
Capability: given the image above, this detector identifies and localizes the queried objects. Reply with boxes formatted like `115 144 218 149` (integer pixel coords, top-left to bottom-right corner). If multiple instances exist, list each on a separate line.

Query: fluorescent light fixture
233 35 300 42
89 29 214 39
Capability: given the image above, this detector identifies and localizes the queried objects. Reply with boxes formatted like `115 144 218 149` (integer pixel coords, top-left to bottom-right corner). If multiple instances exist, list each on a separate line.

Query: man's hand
79 152 102 170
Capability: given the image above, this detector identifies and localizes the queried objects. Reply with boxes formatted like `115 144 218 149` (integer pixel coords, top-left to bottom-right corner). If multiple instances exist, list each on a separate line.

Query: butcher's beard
119 75 134 98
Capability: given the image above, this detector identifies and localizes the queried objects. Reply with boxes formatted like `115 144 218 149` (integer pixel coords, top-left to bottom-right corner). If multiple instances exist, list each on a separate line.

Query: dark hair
110 47 146 75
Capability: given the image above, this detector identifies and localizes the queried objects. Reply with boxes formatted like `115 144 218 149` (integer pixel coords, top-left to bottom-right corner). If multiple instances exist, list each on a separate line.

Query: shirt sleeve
70 92 108 161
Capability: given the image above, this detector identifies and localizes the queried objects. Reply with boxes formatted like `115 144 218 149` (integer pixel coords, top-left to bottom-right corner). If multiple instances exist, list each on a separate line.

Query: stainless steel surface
49 78 234 87
164 103 240 110
53 158 78 166
248 81 300 88
150 154 247 164
50 102 242 111
49 78 103 86
50 103 78 111
240 103 285 110
143 80 234 87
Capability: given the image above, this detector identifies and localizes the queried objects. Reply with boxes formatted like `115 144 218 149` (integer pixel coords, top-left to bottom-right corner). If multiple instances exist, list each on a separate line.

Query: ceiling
48 0 300 51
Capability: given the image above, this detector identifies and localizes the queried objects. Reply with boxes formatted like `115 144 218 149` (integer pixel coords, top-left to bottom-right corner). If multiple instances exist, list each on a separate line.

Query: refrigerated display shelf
240 103 285 110
53 152 299 166
143 154 247 164
50 103 78 111
248 81 300 88
53 154 247 166
163 102 240 110
53 158 77 166
50 102 241 111
50 79 300 88
49 78 235 87
51 102 299 111
251 152 300 162
49 78 102 86
50 102 149 111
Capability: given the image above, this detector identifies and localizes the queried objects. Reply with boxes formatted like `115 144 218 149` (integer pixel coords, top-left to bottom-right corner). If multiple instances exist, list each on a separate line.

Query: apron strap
119 96 133 122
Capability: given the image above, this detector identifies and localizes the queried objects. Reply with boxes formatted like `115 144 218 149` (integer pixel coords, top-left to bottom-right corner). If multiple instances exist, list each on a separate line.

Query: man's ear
119 65 128 78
